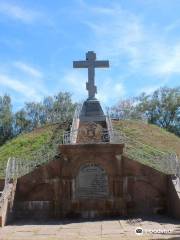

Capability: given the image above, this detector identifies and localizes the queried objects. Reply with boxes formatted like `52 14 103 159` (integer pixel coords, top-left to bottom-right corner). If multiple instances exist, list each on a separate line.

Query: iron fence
62 128 123 144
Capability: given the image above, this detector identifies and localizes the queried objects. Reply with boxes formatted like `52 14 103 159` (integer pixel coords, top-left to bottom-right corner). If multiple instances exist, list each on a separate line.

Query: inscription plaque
76 163 108 198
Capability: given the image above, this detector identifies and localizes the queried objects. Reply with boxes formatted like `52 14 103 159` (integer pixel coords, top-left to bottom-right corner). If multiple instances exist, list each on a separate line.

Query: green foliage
108 98 143 120
19 92 76 132
0 95 13 145
110 86 180 137
14 109 31 135
137 87 180 136
0 92 76 146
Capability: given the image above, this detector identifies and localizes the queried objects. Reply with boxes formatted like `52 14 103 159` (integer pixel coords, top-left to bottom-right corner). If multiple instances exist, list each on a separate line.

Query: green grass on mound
0 120 179 178
113 120 180 173
0 123 65 177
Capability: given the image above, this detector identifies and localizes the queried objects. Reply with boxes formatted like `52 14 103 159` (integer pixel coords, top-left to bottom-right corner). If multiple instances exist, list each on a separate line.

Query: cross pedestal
80 99 106 122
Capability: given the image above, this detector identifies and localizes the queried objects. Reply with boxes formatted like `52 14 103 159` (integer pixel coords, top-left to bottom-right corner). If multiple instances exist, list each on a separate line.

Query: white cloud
0 2 41 23
61 71 87 101
97 79 125 105
0 74 43 101
13 61 43 78
151 44 180 76
114 83 125 95
78 1 180 80
79 2 144 66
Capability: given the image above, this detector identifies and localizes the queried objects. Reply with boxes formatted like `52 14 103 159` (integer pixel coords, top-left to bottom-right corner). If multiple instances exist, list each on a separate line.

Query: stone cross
73 51 109 99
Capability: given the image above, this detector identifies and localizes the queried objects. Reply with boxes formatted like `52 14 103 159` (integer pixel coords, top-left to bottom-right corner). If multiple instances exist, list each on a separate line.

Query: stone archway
75 163 109 199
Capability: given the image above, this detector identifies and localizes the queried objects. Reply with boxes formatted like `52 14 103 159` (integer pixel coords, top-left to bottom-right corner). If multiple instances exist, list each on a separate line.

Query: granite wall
12 143 171 220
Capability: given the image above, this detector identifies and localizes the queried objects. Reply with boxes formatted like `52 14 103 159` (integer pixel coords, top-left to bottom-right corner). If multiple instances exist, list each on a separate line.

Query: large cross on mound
73 51 109 99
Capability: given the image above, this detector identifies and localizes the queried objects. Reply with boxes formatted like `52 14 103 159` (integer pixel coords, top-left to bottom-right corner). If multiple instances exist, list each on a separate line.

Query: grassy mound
0 123 65 177
113 120 180 173
0 120 179 177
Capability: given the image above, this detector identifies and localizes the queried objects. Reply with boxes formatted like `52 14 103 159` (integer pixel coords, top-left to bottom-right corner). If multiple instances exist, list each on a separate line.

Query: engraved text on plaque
76 163 108 198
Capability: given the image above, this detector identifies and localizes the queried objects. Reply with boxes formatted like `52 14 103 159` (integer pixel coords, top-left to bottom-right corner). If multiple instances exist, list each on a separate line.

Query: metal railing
172 175 180 196
64 107 117 145
0 157 17 218
70 104 82 143
114 130 180 175
0 183 13 211
5 148 59 180
0 132 63 214
0 132 62 181
106 113 114 142
62 128 123 144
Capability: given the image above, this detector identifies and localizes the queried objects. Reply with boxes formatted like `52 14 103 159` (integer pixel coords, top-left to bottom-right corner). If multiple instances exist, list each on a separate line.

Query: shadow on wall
168 175 180 219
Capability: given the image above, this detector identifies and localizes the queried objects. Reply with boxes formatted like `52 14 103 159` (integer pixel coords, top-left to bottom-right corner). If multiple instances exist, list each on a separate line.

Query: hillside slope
0 123 65 177
0 120 179 177
113 120 180 173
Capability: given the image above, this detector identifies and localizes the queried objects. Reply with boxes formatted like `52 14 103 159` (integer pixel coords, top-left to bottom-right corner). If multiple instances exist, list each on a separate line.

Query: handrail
115 130 180 175
1 134 62 181
172 175 180 198
66 110 118 144
0 156 18 226
106 114 114 142
70 104 82 143
0 184 12 210
62 128 123 144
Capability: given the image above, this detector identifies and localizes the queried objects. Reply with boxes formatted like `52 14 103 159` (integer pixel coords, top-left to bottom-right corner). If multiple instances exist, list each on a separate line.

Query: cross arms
94 60 109 68
73 60 109 68
73 61 89 68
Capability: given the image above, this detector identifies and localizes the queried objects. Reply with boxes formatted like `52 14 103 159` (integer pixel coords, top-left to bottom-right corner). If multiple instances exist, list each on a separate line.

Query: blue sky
0 0 180 110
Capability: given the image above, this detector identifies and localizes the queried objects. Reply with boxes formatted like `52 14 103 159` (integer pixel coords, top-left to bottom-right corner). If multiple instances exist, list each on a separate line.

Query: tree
14 110 31 135
109 98 145 120
25 102 45 130
0 91 77 144
136 87 180 136
0 95 13 145
43 96 54 123
52 92 75 123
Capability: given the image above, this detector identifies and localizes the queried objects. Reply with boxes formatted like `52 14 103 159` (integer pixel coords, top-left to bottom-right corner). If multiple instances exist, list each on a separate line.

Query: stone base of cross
86 81 97 100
